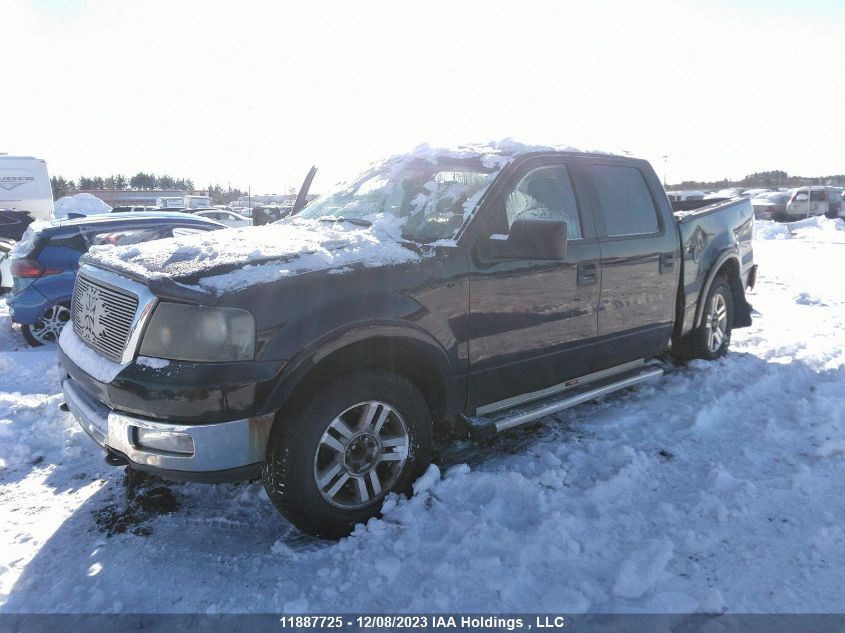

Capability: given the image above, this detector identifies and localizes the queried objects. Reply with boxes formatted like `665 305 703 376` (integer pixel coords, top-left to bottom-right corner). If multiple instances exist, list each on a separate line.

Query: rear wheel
21 303 70 346
262 370 432 539
672 276 733 361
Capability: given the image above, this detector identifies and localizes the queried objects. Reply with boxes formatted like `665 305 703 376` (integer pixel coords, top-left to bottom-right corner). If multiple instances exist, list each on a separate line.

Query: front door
466 158 601 411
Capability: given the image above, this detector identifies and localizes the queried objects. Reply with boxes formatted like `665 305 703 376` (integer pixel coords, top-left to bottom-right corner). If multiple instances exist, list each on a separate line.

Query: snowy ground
0 218 843 614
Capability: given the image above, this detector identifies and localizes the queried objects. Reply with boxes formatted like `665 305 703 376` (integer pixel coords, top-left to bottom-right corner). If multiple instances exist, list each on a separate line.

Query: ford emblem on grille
77 284 109 345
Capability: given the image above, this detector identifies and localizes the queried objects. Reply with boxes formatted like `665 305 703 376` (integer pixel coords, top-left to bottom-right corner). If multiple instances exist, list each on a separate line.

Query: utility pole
661 155 669 187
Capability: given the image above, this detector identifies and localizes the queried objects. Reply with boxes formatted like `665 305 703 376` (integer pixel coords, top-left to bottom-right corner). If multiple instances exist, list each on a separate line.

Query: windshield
298 157 499 242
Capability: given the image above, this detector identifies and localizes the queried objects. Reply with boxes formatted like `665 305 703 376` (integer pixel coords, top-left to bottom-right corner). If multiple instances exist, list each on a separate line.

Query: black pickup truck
57 144 756 538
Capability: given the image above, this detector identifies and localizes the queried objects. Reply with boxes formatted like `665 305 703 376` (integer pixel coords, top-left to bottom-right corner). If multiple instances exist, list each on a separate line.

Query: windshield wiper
319 217 372 227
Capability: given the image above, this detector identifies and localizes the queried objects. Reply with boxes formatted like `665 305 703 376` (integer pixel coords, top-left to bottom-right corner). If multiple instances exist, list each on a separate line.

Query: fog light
134 427 195 455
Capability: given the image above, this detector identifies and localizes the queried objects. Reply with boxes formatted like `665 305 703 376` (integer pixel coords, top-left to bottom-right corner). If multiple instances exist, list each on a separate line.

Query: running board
460 364 665 439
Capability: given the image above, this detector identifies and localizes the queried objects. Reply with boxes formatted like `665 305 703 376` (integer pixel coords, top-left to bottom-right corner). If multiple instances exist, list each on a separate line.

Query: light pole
661 155 669 188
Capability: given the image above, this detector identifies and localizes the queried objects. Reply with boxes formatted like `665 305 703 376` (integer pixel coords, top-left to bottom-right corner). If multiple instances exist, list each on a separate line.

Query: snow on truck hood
86 215 420 293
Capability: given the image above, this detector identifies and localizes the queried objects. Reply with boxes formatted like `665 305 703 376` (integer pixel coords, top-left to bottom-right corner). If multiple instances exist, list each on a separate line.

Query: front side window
589 164 659 237
503 165 582 239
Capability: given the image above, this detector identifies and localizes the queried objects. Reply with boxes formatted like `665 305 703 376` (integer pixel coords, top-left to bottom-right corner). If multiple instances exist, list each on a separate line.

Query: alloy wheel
30 304 70 344
313 400 410 509
705 292 728 353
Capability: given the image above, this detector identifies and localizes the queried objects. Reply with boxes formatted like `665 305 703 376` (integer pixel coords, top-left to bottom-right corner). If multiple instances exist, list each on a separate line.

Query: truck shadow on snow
5 352 834 611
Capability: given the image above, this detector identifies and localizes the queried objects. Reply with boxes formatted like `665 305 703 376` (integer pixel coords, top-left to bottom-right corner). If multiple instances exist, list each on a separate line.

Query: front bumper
62 376 273 482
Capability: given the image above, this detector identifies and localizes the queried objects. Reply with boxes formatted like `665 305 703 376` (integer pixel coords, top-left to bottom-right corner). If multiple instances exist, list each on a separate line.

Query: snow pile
52 193 111 220
86 215 419 293
756 216 845 242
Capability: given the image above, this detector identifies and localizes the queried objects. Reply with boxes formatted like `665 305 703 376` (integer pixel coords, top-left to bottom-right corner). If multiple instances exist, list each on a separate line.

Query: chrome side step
461 364 665 439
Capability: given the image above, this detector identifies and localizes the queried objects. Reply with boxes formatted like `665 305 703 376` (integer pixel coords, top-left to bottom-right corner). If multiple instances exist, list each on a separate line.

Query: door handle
577 261 598 286
659 253 675 274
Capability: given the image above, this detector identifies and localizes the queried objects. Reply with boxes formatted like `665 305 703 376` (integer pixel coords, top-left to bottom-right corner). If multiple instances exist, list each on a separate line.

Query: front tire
262 370 432 539
672 276 734 361
21 303 71 347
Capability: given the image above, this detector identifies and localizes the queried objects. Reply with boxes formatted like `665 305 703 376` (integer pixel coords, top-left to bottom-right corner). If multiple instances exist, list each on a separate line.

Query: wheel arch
262 323 462 430
693 252 750 329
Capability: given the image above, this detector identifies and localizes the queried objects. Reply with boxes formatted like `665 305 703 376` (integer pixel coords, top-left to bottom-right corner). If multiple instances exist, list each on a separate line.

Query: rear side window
89 227 162 246
171 226 210 237
590 165 659 237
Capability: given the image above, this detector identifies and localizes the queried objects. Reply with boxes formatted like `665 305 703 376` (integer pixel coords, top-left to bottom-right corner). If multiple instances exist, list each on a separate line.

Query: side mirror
482 218 568 261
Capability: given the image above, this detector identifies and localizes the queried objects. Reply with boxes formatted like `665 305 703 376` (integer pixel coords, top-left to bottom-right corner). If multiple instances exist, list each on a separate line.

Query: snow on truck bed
1 218 844 614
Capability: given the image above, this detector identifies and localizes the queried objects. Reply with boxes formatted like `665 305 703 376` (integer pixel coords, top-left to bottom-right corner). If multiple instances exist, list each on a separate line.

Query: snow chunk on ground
612 539 674 599
86 216 420 293
52 193 111 220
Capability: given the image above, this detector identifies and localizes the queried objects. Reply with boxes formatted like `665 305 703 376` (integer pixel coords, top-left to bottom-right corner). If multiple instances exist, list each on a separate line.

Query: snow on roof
381 138 606 172
87 215 420 293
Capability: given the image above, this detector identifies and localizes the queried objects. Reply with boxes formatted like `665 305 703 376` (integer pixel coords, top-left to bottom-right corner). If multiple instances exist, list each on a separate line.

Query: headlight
139 303 255 362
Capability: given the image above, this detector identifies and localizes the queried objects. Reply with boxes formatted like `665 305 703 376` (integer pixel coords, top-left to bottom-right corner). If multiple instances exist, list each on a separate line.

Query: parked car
252 204 296 225
739 188 772 199
0 208 40 293
193 209 251 227
665 190 706 202
112 205 156 213
704 188 743 200
752 191 791 220
0 208 37 242
58 145 756 538
8 212 225 346
229 206 253 218
0 238 14 293
784 186 843 220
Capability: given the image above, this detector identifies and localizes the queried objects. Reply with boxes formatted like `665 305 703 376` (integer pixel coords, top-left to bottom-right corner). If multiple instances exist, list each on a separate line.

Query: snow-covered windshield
298 158 499 242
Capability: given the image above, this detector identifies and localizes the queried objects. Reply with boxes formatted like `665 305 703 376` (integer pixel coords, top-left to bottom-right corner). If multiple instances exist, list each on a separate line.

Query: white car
0 238 14 292
193 209 251 227
785 186 843 220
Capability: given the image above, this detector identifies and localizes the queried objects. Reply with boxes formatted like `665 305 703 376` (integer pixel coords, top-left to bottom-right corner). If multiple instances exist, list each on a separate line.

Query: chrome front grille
72 273 139 363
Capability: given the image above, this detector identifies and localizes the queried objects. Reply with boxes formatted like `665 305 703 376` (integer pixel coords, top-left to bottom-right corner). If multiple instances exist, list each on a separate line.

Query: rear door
466 156 601 411
583 159 679 370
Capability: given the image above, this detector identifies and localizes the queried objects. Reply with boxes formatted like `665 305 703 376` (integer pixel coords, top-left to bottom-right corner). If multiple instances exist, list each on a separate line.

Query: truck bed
672 196 755 339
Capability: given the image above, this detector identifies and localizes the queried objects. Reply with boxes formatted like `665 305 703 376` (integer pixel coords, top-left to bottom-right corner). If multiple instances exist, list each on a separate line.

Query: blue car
8 212 225 346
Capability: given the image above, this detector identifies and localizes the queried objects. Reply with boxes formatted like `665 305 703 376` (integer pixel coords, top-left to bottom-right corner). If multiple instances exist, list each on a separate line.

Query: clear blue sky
5 0 844 192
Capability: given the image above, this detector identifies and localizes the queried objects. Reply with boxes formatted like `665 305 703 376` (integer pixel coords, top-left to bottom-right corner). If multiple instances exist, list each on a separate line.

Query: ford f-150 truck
57 143 756 538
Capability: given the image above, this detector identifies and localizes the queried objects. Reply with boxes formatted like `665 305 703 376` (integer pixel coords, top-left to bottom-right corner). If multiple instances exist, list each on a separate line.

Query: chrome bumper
62 377 273 479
